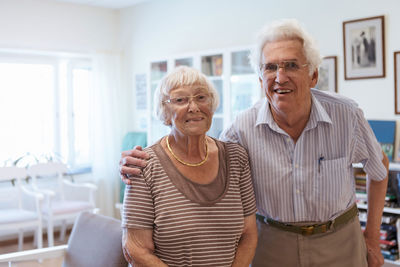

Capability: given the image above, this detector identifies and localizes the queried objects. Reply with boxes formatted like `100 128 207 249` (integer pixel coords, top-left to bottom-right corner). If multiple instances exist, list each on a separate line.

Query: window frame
0 51 93 172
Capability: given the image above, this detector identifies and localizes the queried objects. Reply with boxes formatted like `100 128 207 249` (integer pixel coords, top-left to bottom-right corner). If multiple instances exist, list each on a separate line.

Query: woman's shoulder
214 138 249 162
141 142 165 179
216 139 246 152
143 139 163 158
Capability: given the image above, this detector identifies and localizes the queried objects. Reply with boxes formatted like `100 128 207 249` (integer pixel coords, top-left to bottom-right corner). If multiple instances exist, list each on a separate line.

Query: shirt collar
307 92 332 129
255 91 332 130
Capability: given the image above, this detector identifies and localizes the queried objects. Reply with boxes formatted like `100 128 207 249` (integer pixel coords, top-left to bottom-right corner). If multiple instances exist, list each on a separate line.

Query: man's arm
364 151 389 267
231 214 258 267
122 228 168 267
120 146 149 185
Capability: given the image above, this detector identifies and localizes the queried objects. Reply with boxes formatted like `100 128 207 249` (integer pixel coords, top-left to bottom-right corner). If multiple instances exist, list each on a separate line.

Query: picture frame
316 56 338 93
395 51 400 114
343 15 385 80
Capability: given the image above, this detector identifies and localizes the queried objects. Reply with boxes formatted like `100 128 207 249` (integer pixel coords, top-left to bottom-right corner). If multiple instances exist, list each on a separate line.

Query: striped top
220 89 387 223
122 139 257 267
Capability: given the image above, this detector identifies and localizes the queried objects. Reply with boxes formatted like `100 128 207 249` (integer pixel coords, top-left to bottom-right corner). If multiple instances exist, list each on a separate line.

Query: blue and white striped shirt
220 89 387 222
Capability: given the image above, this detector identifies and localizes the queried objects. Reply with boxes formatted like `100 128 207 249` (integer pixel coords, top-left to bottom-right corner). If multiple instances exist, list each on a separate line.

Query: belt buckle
301 225 315 236
318 222 331 233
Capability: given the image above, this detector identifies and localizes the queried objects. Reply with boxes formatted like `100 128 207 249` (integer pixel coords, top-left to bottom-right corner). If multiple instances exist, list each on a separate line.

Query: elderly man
120 19 388 267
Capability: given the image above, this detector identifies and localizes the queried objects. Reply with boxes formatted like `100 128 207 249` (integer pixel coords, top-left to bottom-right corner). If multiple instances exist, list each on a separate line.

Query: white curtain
90 53 126 217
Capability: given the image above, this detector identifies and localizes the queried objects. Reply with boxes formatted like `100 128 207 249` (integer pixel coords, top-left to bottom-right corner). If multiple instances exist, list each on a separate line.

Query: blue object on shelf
368 120 396 162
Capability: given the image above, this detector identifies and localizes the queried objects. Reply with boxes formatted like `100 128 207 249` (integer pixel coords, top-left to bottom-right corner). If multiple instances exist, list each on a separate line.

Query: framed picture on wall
395 51 400 114
343 15 385 80
316 56 337 93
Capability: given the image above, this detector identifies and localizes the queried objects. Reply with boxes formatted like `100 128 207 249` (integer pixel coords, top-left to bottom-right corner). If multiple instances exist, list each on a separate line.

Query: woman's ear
310 69 318 88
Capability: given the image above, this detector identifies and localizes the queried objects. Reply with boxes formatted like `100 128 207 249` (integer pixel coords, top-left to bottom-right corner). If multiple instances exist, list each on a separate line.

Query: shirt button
295 164 299 168
296 189 300 194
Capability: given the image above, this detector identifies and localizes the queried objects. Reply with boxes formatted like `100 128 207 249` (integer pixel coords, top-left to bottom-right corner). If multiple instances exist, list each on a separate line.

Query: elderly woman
121 66 257 267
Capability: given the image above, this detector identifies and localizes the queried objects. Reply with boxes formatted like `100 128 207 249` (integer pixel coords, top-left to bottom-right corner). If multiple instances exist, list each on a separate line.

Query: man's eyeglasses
260 61 308 76
163 94 210 106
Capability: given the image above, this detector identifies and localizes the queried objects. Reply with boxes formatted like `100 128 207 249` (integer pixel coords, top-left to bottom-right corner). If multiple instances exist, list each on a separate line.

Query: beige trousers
251 216 368 267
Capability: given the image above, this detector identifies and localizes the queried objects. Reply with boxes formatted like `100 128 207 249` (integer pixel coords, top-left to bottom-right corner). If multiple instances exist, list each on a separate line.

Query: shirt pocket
313 157 352 208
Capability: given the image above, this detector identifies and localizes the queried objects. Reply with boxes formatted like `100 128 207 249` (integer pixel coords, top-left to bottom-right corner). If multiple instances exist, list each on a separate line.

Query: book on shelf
388 172 400 207
367 120 396 162
356 191 397 207
360 220 399 261
212 56 223 76
359 211 399 224
382 251 399 261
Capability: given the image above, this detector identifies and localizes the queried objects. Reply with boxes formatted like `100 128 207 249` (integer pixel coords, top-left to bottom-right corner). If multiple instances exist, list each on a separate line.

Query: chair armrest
33 188 56 198
63 179 97 205
0 245 68 263
20 186 44 200
63 179 98 191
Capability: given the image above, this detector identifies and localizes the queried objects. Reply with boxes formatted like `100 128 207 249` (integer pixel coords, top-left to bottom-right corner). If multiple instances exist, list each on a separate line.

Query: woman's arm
122 228 168 267
231 214 258 267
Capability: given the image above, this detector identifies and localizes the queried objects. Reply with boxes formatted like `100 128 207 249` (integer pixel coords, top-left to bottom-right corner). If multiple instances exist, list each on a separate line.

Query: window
0 53 93 170
71 66 91 168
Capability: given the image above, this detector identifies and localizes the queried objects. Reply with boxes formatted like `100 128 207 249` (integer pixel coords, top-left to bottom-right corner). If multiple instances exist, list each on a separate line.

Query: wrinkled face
259 39 318 117
165 85 213 137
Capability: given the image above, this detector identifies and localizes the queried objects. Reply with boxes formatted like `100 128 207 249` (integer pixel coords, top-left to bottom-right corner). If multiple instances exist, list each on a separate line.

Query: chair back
0 166 27 181
0 166 28 209
62 212 127 267
27 162 68 200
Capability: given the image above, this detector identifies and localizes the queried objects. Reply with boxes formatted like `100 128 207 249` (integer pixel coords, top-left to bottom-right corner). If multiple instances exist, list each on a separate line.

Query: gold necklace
166 136 208 167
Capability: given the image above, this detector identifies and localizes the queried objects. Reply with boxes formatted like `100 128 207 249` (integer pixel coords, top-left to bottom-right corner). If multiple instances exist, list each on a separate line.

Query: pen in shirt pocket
318 155 324 173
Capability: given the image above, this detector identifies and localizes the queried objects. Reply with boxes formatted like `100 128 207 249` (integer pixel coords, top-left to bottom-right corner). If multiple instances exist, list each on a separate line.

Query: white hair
250 18 322 77
154 66 219 126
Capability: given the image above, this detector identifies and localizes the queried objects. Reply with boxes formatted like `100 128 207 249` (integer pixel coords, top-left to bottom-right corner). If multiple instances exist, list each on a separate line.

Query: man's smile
273 88 293 94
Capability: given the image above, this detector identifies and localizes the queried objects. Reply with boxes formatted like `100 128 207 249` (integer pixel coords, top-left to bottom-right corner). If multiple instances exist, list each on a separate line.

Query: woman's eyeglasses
164 94 210 106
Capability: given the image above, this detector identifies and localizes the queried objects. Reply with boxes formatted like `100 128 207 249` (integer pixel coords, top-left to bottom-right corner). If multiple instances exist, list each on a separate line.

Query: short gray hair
250 18 322 77
154 66 219 125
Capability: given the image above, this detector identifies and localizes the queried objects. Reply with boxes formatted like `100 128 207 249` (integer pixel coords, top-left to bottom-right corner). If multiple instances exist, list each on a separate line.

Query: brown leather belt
256 204 358 236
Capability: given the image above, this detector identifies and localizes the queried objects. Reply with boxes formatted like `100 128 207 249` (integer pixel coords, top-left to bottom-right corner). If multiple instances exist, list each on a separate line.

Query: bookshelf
357 203 400 215
354 163 400 265
146 46 261 145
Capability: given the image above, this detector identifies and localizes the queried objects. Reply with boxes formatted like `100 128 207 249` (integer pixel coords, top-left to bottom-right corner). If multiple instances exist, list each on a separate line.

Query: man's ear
310 69 318 88
259 76 267 97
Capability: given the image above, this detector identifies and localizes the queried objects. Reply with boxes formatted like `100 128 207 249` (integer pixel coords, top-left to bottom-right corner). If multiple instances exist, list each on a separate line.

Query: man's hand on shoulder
120 146 150 185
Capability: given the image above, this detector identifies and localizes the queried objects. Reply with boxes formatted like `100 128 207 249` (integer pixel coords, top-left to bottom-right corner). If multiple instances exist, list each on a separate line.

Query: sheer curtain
91 53 126 217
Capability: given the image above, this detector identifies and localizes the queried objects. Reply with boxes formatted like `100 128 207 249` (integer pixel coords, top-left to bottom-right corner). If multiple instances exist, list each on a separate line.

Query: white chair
0 212 128 267
27 162 97 247
0 166 44 251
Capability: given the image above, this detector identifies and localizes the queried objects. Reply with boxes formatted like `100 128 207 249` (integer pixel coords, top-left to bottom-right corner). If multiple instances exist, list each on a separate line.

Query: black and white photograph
316 56 337 93
343 15 385 80
351 28 376 69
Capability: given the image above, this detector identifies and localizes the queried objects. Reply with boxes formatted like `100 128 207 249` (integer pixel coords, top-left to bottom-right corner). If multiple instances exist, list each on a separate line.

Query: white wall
119 0 400 130
0 0 119 53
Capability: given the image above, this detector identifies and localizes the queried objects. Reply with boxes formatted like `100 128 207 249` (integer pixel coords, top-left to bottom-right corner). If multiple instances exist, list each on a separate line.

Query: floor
0 231 69 267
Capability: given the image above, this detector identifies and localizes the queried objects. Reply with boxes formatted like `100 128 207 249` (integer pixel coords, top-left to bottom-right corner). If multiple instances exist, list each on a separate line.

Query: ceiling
50 0 153 9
